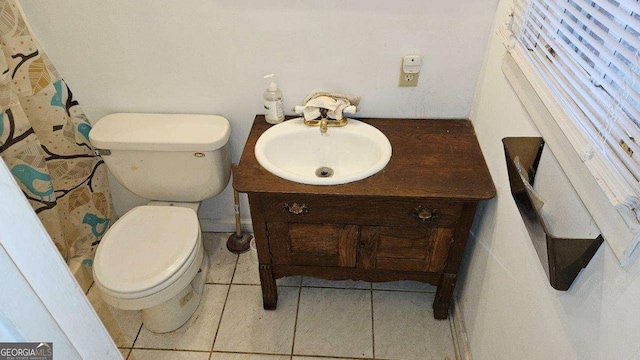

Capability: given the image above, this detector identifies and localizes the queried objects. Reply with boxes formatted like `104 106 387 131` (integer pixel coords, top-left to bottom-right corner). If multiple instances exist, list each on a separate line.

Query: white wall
19 0 497 228
460 0 640 358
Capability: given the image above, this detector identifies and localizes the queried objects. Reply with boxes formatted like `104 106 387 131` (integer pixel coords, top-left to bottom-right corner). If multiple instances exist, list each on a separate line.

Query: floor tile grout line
129 347 211 353
209 251 240 353
302 285 371 291
131 347 385 359
300 286 371 291
128 323 143 356
289 285 303 359
371 289 438 297
290 353 377 359
209 349 299 356
85 281 94 295
132 347 392 360
206 281 436 293
371 288 436 293
370 283 376 360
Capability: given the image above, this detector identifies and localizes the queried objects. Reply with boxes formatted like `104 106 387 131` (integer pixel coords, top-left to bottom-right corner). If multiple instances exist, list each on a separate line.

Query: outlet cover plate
399 67 420 86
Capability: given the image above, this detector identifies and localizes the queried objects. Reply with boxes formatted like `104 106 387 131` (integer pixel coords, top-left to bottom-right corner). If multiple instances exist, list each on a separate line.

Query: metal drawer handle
283 202 308 215
414 207 438 221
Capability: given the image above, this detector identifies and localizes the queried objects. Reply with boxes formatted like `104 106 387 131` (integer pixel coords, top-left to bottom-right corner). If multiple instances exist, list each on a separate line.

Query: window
503 0 640 264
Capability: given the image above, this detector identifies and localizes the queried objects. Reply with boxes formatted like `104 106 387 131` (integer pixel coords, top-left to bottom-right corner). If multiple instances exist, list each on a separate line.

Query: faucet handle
343 105 357 114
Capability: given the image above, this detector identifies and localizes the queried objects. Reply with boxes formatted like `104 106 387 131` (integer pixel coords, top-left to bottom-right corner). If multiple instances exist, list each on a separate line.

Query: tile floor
88 233 458 360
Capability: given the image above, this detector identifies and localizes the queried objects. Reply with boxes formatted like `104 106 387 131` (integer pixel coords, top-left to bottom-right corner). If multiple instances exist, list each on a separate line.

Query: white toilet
89 113 231 333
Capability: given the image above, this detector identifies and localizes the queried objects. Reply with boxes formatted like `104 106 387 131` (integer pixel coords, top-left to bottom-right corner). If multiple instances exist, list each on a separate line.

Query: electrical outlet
398 56 421 87
399 69 419 86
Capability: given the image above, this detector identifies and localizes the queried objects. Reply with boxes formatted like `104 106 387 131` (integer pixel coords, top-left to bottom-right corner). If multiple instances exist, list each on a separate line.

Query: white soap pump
263 74 284 124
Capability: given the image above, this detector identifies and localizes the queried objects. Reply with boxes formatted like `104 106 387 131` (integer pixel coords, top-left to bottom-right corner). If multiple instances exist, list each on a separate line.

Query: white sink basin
255 118 392 185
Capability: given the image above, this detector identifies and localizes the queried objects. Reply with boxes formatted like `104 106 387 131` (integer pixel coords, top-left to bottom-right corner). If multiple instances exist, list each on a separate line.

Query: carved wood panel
267 222 359 267
358 226 453 272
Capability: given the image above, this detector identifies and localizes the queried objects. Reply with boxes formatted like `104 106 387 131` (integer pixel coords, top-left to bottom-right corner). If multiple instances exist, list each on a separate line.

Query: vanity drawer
259 194 463 227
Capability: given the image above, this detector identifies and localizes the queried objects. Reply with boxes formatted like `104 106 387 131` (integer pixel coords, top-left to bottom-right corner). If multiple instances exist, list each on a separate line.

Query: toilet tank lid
89 113 231 151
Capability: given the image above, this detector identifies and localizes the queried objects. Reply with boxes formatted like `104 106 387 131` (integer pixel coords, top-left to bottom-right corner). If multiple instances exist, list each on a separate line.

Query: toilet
88 113 231 333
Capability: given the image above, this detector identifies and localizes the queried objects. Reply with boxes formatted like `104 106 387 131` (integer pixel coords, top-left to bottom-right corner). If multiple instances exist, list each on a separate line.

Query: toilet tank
89 113 231 202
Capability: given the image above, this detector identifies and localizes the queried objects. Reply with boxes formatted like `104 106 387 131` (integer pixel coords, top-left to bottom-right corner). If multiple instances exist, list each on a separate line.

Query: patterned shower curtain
0 0 113 263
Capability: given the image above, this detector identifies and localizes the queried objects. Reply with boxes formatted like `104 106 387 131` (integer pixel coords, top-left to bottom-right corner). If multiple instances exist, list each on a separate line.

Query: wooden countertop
234 115 496 201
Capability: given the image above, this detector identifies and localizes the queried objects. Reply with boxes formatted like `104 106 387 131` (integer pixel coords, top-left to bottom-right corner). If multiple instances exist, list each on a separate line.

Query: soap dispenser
263 74 285 124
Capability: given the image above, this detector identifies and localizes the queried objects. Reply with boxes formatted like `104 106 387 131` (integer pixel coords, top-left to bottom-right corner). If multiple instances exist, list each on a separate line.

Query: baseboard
451 296 472 360
200 217 254 233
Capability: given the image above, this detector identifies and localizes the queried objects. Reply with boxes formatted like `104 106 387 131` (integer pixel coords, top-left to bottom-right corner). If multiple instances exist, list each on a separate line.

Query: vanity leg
433 273 457 319
259 264 278 310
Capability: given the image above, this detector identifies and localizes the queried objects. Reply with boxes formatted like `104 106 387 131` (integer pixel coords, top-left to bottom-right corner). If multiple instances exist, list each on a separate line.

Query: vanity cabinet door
267 222 359 267
358 226 453 273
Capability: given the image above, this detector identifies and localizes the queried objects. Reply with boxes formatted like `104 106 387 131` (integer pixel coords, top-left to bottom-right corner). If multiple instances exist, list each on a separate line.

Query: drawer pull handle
283 202 308 215
414 207 438 221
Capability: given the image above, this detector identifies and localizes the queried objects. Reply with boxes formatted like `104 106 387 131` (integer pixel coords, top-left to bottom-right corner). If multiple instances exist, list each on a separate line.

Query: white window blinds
510 0 640 219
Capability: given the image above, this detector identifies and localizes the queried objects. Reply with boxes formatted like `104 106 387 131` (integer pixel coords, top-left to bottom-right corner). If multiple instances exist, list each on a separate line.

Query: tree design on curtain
0 0 114 262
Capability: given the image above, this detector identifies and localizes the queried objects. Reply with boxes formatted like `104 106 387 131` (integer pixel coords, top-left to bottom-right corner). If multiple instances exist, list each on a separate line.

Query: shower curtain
0 0 113 263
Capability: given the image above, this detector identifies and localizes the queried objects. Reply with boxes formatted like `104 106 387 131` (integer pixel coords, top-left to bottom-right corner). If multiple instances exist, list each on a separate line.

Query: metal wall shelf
503 137 603 291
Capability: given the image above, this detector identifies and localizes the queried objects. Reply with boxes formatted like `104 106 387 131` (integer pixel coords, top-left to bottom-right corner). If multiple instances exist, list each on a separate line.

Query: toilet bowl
89 113 231 333
93 204 208 333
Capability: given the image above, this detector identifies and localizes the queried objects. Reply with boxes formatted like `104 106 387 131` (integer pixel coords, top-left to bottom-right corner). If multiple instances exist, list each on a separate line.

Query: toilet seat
94 205 200 299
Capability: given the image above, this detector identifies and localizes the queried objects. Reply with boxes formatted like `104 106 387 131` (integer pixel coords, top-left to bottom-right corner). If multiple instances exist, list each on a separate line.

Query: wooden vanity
234 115 495 319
